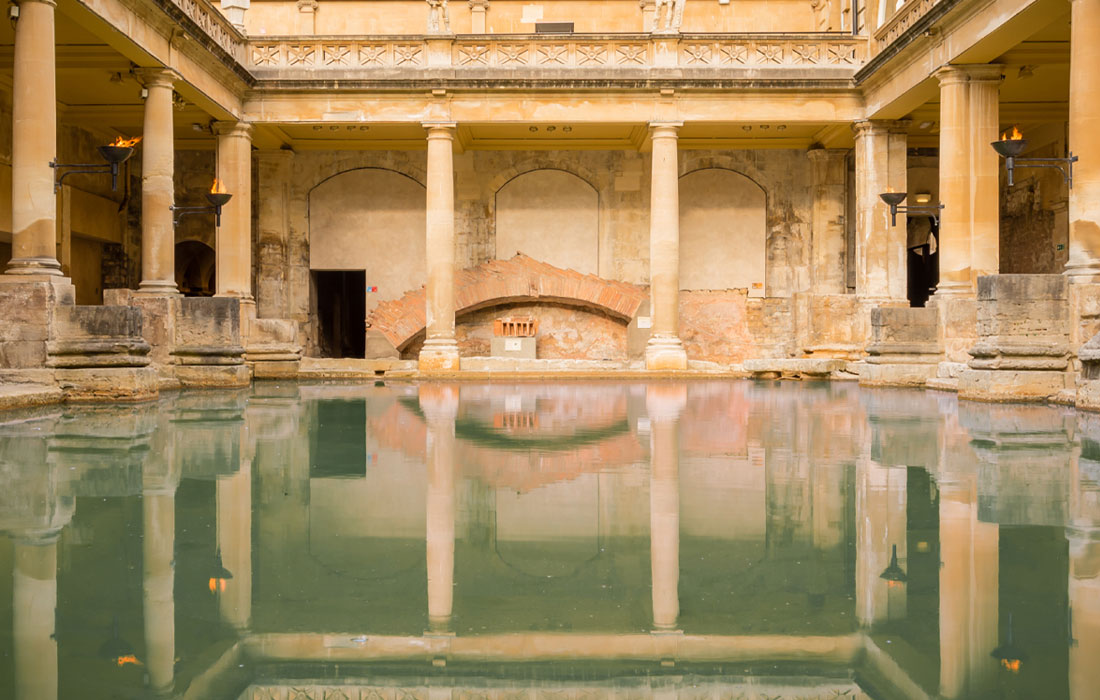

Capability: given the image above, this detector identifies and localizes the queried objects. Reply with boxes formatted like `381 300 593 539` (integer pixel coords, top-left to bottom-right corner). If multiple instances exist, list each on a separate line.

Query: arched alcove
495 169 599 275
679 168 767 295
175 240 216 296
309 168 427 313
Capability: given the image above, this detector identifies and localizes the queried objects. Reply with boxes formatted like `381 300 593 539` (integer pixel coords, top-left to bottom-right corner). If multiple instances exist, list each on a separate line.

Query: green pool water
0 380 1094 700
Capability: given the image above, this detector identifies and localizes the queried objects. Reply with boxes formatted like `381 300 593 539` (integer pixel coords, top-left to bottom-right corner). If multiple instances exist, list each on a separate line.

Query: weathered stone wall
999 136 1069 275
267 148 814 361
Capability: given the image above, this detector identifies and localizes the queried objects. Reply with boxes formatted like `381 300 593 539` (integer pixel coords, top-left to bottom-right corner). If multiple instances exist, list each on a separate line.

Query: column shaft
646 123 687 370
969 72 1001 281
143 492 175 695
136 70 179 295
6 0 60 276
214 122 254 300
13 539 57 700
1066 0 1100 281
217 460 252 631
650 418 680 629
809 148 850 295
419 124 460 372
853 120 908 301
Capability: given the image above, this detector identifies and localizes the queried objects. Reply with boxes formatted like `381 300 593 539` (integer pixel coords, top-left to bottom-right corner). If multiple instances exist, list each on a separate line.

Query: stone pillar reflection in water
12 533 58 700
939 477 999 699
1069 433 1100 700
647 383 685 631
419 124 460 373
143 482 176 695
217 452 253 631
855 459 907 626
645 123 688 371
1065 0 1100 281
135 69 180 295
5 0 61 276
422 383 458 632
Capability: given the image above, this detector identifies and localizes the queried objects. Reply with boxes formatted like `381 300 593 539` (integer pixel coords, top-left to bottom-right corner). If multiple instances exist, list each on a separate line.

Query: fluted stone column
1065 0 1100 281
419 124 460 372
422 384 458 632
214 122 254 303
934 65 1003 296
646 123 687 370
809 148 849 295
853 120 908 302
5 0 60 277
939 478 999 699
136 69 180 295
647 384 685 631
12 533 58 700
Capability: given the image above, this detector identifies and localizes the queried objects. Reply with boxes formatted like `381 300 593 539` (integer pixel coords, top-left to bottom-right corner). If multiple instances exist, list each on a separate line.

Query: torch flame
210 178 227 194
115 655 143 667
209 577 228 593
1000 658 1022 673
1001 125 1024 141
110 135 142 148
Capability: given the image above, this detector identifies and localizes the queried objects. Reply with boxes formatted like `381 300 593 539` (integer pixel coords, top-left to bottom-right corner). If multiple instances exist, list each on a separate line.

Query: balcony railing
873 0 942 47
247 33 868 75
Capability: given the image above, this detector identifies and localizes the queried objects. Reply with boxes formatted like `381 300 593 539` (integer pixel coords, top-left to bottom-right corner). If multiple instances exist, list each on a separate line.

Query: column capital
852 119 911 138
934 63 1004 86
212 120 254 139
135 67 181 90
468 0 489 8
423 122 457 137
649 121 682 138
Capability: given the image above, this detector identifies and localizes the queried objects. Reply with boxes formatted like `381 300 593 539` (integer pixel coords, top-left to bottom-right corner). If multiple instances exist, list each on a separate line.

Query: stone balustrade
872 0 946 48
160 0 247 64
248 33 868 75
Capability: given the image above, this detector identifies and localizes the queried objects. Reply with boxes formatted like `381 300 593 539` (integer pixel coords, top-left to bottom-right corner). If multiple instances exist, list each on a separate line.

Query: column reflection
1070 415 1100 700
647 383 685 632
421 383 458 633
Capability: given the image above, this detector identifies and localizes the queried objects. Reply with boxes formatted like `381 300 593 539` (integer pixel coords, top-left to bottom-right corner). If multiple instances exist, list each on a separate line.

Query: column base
419 338 460 373
931 281 975 298
645 335 687 371
136 279 180 296
4 256 63 277
1064 264 1100 284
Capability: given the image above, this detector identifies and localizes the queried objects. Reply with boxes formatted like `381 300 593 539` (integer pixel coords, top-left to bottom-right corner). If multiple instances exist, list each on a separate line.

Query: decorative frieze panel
247 34 867 74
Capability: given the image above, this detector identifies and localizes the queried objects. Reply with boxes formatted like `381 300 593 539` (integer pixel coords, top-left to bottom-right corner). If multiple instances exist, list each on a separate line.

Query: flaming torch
51 134 140 192
991 125 1078 188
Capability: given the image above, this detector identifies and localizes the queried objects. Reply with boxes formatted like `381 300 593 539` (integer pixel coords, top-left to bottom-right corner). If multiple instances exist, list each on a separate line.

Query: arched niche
175 240 216 296
309 168 427 313
495 169 599 275
679 168 767 296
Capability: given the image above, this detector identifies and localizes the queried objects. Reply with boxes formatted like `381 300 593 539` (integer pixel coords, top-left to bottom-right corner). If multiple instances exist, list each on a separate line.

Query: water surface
0 380 1095 700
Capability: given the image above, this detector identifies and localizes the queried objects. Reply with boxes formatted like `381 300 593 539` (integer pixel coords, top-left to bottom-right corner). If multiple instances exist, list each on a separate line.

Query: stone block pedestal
860 306 942 387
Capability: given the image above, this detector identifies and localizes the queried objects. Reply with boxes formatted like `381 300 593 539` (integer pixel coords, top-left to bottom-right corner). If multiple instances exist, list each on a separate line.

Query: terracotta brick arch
366 254 648 352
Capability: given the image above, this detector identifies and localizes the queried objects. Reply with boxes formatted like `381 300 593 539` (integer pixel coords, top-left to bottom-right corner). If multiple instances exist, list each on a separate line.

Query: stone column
12 533 58 700
646 122 687 370
136 69 180 295
809 148 849 295
1065 0 1100 281
938 478 999 699
214 122 254 304
934 65 1003 296
469 0 489 32
5 0 60 277
422 384 458 632
647 384 685 631
217 456 252 631
853 120 908 302
419 124 460 372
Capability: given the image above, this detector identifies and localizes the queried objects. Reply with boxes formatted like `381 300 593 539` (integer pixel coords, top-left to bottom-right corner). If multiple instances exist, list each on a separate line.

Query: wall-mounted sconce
50 136 140 193
171 179 232 227
878 543 908 587
991 611 1028 673
992 126 1078 188
98 615 140 667
206 548 233 594
879 191 944 226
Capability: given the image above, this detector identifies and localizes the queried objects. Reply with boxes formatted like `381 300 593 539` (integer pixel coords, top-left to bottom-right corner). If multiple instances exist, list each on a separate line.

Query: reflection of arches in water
175 240 215 296
307 531 424 584
492 477 604 579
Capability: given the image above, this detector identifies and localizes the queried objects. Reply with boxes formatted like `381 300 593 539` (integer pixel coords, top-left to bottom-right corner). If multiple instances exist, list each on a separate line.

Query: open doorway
312 270 366 358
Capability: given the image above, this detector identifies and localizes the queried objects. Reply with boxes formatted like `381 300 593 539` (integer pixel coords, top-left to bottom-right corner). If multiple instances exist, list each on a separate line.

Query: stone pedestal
860 306 941 386
173 297 250 387
958 274 1069 402
244 316 301 379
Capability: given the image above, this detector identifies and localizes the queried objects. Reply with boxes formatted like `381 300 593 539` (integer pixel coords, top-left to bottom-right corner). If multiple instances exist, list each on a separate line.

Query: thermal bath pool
0 380 1095 700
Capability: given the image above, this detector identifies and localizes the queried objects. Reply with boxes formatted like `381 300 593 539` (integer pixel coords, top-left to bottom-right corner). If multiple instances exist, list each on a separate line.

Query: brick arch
366 254 647 352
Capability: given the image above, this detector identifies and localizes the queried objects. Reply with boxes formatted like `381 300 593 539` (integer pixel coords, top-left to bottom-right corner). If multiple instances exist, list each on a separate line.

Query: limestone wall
263 147 815 360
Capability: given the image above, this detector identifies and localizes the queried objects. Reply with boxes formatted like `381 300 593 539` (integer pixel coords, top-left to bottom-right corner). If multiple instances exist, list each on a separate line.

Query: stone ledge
743 358 847 376
958 368 1068 403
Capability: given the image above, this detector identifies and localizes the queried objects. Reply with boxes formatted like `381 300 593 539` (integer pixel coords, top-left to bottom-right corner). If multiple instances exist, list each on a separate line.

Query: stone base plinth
419 338 461 373
958 368 1068 402
645 336 687 371
859 362 938 387
175 364 251 388
249 357 301 379
54 366 159 402
1076 380 1100 411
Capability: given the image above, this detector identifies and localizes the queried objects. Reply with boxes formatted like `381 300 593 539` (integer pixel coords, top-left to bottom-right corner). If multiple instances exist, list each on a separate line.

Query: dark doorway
906 218 939 307
309 399 367 478
175 240 216 296
312 270 366 358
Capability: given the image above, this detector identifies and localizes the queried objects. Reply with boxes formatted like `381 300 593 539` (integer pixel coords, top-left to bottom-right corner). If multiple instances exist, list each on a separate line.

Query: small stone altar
491 317 538 359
